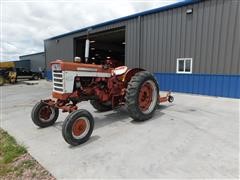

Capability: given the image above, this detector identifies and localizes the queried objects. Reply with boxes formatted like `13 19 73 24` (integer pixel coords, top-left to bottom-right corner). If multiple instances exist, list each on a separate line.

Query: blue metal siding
45 70 52 81
45 71 239 98
154 73 240 98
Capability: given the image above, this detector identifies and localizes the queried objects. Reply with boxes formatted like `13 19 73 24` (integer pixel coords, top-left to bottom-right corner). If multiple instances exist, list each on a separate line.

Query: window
176 58 192 73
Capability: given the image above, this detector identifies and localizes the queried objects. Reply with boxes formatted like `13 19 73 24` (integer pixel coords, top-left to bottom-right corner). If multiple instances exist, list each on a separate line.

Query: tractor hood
51 60 112 73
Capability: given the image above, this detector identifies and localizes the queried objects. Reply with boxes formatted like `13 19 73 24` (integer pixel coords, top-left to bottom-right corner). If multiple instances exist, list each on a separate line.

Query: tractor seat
113 66 128 76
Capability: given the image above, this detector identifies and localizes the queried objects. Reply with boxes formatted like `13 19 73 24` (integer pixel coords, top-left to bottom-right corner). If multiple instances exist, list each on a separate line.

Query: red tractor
31 60 173 146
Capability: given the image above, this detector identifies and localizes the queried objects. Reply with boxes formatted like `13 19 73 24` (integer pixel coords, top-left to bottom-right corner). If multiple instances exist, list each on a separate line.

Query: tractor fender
123 68 145 84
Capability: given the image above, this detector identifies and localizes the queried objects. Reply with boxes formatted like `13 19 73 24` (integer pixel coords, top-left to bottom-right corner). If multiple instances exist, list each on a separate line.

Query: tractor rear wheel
62 109 94 146
90 100 112 112
31 101 59 128
125 71 159 121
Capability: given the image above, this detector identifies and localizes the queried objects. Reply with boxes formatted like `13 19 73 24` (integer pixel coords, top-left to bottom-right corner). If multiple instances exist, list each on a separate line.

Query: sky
1 0 181 61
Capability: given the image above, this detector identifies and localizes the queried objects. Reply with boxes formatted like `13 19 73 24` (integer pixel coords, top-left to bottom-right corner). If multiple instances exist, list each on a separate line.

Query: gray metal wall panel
162 12 168 72
15 60 31 70
185 5 192 59
205 0 216 74
20 53 45 72
171 8 177 72
155 13 162 71
231 0 240 74
200 0 210 73
45 0 239 75
155 14 159 71
218 0 230 74
125 18 139 68
138 0 239 74
175 8 182 71
224 0 234 74
211 0 223 74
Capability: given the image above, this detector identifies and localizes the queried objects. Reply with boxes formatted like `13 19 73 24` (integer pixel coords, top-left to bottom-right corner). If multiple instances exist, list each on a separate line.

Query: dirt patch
1 153 55 180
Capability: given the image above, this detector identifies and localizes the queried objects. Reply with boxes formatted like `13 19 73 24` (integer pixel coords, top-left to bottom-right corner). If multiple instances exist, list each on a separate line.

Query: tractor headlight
52 64 61 71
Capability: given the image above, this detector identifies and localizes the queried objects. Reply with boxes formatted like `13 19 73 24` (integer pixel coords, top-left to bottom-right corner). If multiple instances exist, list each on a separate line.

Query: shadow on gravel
156 104 174 110
130 104 174 124
52 121 64 130
53 104 174 147
68 135 101 149
93 107 129 130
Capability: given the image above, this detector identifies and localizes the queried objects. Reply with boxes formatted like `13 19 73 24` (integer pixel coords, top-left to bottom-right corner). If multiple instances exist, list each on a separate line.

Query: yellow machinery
0 62 17 86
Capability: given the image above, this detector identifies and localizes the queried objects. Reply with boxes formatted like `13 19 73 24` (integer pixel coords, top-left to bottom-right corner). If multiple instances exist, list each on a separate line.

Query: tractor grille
52 70 64 92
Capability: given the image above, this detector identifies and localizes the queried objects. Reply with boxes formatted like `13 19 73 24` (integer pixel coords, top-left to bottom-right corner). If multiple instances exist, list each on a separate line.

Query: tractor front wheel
125 71 159 121
31 101 59 128
62 109 94 146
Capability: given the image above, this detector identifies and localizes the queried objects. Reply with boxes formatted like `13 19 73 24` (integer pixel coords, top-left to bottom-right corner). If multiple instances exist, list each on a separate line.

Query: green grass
0 129 27 176
0 129 26 163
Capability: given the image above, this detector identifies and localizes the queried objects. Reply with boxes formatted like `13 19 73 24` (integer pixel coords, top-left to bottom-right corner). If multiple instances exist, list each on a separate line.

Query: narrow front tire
62 109 94 146
31 101 59 128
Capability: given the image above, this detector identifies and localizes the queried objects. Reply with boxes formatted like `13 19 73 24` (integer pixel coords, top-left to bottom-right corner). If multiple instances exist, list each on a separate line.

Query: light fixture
90 40 95 43
122 42 126 45
91 57 95 60
186 8 193 14
107 56 111 59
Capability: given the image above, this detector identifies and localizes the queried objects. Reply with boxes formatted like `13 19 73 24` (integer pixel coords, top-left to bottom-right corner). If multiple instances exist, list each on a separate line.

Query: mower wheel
62 109 94 146
31 101 59 128
168 95 174 103
125 71 159 121
90 100 112 112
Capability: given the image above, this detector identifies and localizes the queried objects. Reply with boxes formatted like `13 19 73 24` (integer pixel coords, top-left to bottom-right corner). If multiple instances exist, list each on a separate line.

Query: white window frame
176 58 193 74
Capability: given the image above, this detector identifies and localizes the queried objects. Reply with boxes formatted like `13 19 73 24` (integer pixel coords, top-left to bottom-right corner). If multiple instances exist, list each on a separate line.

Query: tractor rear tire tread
125 71 159 121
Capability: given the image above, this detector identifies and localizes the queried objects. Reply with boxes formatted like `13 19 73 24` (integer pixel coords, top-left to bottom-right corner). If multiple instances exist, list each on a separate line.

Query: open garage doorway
74 27 125 66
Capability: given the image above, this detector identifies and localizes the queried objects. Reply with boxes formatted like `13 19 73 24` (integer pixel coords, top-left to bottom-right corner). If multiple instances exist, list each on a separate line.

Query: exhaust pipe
85 39 90 63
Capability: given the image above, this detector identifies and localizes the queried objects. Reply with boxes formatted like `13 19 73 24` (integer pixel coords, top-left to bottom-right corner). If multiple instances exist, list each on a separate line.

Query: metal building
44 0 240 98
15 59 31 70
19 52 45 72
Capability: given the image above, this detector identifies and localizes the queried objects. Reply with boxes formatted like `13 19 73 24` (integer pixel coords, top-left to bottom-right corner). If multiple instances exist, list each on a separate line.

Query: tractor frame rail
41 99 78 113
